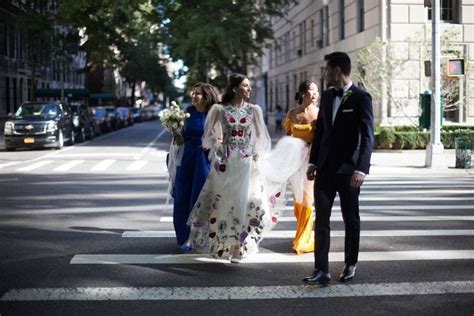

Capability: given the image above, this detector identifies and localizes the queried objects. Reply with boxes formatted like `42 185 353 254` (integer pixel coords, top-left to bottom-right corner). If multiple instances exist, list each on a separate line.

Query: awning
89 93 114 101
34 88 90 98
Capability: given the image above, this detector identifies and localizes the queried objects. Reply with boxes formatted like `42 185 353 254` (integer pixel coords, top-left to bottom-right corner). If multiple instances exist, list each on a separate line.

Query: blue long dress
173 106 210 245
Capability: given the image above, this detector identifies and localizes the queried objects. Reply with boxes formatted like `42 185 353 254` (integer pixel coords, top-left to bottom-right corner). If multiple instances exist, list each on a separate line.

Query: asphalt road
0 120 473 315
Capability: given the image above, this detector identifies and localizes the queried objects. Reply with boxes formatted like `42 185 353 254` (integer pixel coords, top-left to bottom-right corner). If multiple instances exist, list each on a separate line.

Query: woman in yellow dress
284 80 319 254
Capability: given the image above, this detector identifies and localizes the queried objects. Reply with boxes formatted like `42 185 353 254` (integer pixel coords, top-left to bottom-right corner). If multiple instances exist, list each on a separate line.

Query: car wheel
67 129 75 146
80 127 86 142
56 130 64 149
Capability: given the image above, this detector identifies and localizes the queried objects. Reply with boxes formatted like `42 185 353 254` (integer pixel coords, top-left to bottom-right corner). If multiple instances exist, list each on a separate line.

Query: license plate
24 137 35 144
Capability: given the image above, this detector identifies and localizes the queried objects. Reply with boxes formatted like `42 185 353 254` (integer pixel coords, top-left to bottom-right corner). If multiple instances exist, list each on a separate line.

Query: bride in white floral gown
185 73 281 263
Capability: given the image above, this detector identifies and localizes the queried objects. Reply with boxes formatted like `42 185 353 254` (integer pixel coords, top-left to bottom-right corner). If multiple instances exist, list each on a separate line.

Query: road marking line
0 161 22 169
361 190 474 195
16 160 54 172
136 129 167 159
159 215 474 223
70 250 474 265
127 160 148 171
2 281 473 301
53 160 85 172
91 159 116 171
122 229 474 238
52 153 137 157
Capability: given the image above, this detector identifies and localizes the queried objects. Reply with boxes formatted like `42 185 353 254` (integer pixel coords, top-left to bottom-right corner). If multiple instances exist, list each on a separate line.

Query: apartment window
357 0 365 32
293 74 297 97
320 6 329 47
428 0 459 23
320 66 326 91
303 20 307 54
311 20 315 47
339 0 345 40
0 23 6 56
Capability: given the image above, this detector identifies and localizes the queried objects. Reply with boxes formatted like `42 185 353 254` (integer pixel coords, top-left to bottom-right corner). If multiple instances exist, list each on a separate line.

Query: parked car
93 107 112 133
105 107 121 130
4 101 75 150
70 102 95 142
131 108 142 123
117 107 134 127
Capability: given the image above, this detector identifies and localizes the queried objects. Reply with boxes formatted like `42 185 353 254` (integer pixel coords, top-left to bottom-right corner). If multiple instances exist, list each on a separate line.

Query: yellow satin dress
284 116 315 254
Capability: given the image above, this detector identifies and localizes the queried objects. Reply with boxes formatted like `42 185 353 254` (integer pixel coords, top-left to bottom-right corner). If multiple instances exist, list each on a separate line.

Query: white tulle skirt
186 136 308 259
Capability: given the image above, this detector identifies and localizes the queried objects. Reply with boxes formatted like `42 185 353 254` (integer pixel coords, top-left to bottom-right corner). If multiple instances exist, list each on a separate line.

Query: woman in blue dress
171 83 221 250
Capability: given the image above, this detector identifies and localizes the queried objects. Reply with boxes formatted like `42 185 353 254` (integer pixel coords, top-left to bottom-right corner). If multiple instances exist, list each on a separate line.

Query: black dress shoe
339 264 356 282
303 270 331 285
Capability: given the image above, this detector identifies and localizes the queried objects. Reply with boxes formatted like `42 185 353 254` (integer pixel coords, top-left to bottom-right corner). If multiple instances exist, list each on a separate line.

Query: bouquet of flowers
159 101 190 146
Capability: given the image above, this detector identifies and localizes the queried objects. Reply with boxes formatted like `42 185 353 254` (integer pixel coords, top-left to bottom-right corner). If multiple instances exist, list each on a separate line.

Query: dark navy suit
309 84 374 272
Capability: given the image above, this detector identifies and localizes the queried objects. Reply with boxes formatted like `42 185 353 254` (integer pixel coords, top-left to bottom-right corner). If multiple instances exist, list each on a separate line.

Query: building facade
0 0 86 116
255 0 474 126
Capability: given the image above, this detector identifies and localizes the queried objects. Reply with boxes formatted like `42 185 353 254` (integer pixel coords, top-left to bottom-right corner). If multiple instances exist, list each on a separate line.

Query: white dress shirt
332 81 353 123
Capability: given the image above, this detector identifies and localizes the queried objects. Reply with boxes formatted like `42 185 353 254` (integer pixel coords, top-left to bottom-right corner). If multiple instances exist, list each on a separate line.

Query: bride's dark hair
221 73 248 104
294 80 311 105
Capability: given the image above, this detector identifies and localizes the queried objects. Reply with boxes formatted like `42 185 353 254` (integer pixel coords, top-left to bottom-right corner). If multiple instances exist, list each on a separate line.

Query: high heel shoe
179 244 192 252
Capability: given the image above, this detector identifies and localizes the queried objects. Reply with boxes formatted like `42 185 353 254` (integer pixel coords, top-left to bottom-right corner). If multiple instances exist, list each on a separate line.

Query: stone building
0 0 86 115
252 0 474 126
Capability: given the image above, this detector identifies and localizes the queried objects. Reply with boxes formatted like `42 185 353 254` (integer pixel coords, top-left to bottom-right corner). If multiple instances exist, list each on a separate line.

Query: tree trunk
130 81 136 107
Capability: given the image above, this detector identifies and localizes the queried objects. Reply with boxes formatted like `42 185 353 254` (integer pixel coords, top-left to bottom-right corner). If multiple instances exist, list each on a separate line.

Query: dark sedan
4 101 75 150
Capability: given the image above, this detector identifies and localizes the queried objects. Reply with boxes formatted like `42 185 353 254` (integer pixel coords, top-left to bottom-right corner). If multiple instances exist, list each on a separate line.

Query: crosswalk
1 175 473 303
0 156 166 174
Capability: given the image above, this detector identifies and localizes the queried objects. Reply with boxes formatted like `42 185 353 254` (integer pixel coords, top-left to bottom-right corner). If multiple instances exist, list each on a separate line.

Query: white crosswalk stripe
127 160 148 171
53 160 85 172
121 229 474 238
70 250 474 265
16 160 54 172
2 281 473 301
90 159 116 171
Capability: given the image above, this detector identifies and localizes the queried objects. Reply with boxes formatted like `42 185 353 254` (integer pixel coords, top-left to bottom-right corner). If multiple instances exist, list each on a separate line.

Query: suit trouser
314 173 361 272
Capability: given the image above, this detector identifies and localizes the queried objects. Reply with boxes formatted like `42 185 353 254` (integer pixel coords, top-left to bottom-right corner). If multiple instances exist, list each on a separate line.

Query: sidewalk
267 123 473 177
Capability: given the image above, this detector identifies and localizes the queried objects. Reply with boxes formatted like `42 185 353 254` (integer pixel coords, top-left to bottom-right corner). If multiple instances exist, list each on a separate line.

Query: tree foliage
156 0 295 87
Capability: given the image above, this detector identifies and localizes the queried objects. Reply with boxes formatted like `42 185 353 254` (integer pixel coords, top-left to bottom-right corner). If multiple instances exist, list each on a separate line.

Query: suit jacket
309 84 374 175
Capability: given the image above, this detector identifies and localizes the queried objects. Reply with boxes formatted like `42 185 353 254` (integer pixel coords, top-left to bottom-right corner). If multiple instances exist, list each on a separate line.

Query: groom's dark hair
324 52 351 76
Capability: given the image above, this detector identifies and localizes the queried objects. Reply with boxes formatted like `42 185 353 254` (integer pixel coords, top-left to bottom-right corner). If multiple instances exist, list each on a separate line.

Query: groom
305 52 374 285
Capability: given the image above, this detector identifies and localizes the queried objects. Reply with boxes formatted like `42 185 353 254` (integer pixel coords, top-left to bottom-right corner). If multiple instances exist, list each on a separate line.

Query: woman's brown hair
193 82 221 112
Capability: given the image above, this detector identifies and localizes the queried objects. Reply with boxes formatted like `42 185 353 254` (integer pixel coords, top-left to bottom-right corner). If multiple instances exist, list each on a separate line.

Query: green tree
157 0 295 87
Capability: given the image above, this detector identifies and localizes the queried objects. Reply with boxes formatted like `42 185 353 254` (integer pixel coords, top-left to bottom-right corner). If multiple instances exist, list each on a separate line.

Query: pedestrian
169 82 221 251
274 105 284 134
284 80 319 254
184 73 276 263
304 52 374 285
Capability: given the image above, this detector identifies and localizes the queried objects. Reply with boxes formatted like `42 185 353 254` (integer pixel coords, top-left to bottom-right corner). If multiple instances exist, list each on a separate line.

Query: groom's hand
351 173 366 188
306 165 316 180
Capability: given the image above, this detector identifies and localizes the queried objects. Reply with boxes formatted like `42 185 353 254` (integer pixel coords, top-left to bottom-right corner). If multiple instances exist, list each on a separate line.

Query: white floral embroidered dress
186 103 274 258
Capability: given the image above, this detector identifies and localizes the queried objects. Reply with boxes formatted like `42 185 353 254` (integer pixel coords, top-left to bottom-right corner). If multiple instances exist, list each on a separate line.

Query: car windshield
15 103 60 118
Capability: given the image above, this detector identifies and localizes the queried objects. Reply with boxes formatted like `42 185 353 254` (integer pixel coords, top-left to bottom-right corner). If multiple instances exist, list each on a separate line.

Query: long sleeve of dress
201 103 223 160
250 104 271 155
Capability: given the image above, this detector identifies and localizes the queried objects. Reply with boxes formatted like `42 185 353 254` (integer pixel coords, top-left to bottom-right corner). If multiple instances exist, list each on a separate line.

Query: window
357 0 365 32
321 6 329 47
311 20 315 47
428 0 459 23
340 0 345 40
302 20 306 54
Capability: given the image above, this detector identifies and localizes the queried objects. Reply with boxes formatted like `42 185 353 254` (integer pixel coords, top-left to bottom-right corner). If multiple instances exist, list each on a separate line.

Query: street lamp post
425 0 446 169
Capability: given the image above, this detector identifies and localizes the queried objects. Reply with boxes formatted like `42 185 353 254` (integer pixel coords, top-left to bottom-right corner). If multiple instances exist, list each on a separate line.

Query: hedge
374 126 474 150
